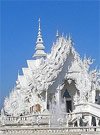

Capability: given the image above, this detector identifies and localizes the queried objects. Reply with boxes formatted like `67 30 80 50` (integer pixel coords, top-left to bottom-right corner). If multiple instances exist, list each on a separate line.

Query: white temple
0 19 100 135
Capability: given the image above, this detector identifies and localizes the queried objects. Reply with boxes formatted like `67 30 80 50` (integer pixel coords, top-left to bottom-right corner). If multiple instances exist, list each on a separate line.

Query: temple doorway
63 89 72 113
61 79 78 113
66 100 72 113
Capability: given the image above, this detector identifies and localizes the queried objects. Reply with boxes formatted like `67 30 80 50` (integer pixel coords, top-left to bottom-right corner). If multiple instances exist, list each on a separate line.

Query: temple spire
56 30 59 39
68 33 72 44
33 18 46 59
38 18 41 38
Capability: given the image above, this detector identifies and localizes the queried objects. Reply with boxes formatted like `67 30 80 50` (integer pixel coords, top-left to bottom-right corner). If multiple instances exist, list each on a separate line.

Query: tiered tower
33 18 46 59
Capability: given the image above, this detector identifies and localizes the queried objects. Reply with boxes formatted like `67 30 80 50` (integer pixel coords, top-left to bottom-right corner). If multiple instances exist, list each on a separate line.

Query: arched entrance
63 89 72 113
61 79 78 113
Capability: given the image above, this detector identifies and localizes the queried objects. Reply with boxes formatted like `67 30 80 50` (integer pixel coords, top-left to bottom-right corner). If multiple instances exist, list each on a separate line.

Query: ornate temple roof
3 19 100 116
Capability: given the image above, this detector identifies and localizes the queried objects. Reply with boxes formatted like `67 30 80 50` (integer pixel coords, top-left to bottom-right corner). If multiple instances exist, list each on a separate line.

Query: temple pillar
88 115 92 126
91 89 96 103
77 117 80 127
66 119 68 127
56 88 61 107
45 90 48 110
96 117 99 126
64 97 66 112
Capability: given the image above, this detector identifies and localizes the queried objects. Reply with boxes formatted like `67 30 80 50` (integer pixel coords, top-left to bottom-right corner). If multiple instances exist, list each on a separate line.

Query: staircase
74 103 100 118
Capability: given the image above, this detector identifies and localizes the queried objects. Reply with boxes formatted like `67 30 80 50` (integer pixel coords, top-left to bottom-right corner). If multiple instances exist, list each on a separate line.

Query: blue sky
0 0 100 108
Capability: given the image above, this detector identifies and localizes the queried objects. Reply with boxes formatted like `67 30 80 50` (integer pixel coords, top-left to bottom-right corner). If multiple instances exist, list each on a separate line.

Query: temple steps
0 132 100 135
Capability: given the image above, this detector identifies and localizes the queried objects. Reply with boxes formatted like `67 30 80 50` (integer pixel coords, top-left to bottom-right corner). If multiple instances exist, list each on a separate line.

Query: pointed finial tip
68 33 71 40
56 30 59 38
38 18 41 31
18 70 20 76
62 32 64 37
38 18 40 22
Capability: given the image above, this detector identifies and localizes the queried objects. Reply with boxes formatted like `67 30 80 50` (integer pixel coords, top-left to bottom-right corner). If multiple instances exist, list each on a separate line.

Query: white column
96 117 99 126
57 89 61 107
88 115 92 126
45 90 47 109
91 89 96 103
77 118 80 127
64 97 66 112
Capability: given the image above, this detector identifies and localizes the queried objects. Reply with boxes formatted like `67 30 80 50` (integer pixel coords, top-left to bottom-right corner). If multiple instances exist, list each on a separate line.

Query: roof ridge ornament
68 33 73 46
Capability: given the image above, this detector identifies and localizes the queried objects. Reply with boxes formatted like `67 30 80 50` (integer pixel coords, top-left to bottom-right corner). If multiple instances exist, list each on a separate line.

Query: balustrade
0 112 100 129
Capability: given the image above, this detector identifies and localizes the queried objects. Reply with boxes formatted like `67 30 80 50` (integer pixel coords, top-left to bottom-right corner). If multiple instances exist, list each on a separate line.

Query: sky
0 0 100 108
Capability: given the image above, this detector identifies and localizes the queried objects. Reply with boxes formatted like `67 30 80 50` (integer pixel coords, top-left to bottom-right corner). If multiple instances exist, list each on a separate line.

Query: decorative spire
38 18 40 30
16 70 20 85
68 33 72 44
62 32 64 37
56 30 59 39
33 18 46 59
66 34 67 39
68 33 71 40
18 70 20 79
38 18 42 38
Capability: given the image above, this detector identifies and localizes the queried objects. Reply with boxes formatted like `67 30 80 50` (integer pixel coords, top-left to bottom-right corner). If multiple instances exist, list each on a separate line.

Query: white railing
75 103 100 118
0 112 100 127
0 114 51 126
